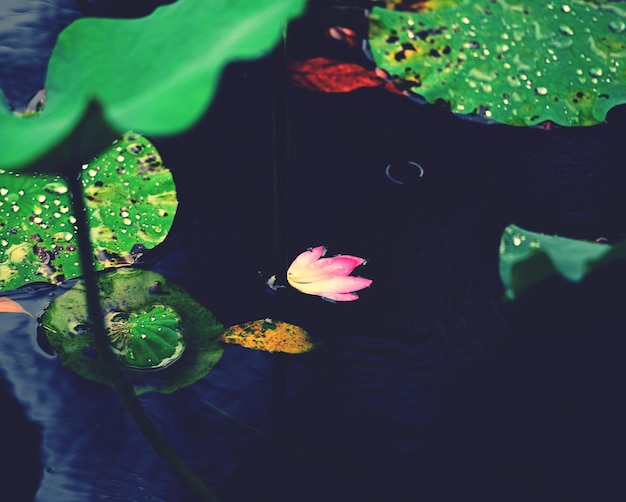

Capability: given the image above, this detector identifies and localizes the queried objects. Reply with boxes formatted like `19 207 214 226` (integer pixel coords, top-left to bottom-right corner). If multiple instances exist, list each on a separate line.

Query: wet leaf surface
369 0 626 126
0 132 177 291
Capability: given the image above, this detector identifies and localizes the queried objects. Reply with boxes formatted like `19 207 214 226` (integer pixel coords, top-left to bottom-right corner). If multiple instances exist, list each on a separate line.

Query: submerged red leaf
288 57 386 93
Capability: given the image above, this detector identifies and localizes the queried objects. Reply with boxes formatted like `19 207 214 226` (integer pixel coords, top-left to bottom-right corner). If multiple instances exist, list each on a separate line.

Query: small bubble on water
384 161 424 185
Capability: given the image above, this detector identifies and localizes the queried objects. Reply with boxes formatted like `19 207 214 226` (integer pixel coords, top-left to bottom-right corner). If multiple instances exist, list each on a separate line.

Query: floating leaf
499 224 617 300
0 132 177 292
40 268 224 394
368 1 626 126
221 318 315 354
0 0 308 170
0 296 31 316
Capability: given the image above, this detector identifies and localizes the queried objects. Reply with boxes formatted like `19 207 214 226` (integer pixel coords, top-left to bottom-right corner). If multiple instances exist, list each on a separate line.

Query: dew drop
535 86 548 95
559 25 574 36
0 188 8 196
589 68 603 77
609 20 626 33
44 183 68 195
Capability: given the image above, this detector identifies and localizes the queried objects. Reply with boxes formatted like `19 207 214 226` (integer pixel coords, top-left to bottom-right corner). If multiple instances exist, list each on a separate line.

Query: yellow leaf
221 318 315 354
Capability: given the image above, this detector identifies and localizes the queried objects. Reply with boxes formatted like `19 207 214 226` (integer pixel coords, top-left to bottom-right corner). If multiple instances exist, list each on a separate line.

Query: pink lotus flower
286 246 372 301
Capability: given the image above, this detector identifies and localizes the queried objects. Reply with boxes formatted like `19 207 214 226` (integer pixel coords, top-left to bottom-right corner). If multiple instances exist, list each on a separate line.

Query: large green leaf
0 132 177 291
40 268 224 394
499 224 620 300
369 0 626 126
0 0 307 170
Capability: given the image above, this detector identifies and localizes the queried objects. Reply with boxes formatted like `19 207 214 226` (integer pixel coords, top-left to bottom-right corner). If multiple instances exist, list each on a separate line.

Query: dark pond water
4 1 626 501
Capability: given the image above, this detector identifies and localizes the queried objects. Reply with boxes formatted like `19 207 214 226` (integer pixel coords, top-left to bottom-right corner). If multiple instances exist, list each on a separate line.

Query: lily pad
0 132 177 291
499 224 618 300
368 1 626 126
221 318 315 354
0 0 308 170
39 268 224 394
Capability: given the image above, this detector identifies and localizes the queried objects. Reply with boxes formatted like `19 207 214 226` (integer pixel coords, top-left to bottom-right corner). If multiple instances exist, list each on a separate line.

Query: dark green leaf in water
499 224 614 300
0 0 308 170
0 133 177 291
40 268 224 394
368 1 626 126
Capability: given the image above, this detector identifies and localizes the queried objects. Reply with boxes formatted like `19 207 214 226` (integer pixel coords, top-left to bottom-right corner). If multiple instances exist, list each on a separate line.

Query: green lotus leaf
499 224 618 300
368 0 626 126
39 268 224 394
0 132 177 291
0 0 307 170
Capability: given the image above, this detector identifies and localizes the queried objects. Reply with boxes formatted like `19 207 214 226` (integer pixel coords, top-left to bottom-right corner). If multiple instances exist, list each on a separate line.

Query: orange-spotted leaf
0 296 31 316
221 318 315 354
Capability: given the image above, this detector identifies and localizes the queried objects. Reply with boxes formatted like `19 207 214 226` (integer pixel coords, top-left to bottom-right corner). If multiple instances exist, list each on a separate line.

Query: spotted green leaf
40 268 224 394
0 133 177 291
368 1 626 126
